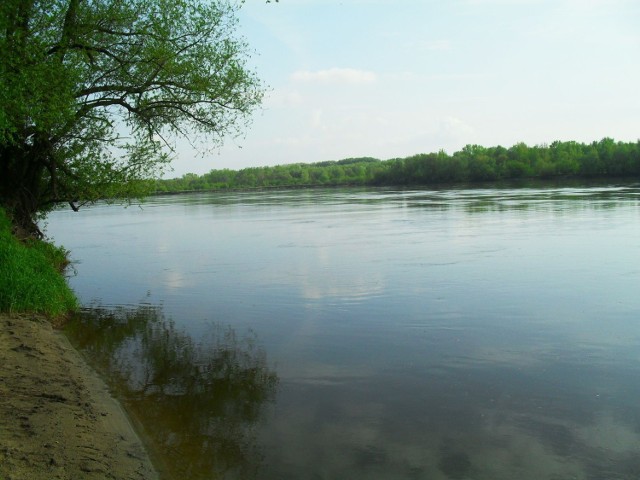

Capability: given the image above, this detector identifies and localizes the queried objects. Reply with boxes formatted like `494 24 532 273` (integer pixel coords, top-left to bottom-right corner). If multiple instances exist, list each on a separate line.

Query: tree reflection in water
65 306 279 480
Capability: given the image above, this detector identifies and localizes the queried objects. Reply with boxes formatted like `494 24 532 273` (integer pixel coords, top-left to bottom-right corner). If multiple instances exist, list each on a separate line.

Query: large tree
0 0 264 235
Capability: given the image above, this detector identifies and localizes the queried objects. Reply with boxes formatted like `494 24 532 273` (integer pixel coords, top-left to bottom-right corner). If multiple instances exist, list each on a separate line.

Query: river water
45 184 640 479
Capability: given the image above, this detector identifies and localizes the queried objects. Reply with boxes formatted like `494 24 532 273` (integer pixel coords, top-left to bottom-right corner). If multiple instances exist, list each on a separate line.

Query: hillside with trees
156 138 640 193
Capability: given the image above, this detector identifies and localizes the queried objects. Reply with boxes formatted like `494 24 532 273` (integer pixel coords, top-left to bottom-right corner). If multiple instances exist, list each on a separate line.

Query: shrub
0 208 78 316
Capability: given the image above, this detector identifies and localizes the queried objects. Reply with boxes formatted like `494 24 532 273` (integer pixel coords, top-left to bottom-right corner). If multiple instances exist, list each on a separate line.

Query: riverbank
0 313 158 480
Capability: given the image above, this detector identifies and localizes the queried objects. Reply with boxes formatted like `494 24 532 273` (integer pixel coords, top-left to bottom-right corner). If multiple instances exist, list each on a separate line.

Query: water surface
46 185 640 479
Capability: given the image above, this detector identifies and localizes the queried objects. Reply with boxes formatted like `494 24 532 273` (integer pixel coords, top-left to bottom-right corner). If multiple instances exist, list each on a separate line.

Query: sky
167 0 640 177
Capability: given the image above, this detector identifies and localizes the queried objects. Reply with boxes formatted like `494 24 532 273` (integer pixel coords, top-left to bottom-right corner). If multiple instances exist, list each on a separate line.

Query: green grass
0 208 78 316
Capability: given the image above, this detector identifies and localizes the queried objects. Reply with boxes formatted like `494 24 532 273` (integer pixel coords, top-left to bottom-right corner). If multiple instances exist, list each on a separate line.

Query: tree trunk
0 145 46 238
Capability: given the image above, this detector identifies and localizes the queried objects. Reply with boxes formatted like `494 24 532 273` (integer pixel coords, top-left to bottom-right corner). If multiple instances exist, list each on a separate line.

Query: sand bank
0 313 158 480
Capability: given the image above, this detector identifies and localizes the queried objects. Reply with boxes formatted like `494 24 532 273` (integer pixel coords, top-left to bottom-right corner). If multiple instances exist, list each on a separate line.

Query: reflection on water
259 286 640 479
66 306 278 480
46 184 640 479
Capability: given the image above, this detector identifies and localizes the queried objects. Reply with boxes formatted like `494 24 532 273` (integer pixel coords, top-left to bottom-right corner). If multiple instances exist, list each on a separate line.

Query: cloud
384 71 488 83
439 116 475 138
291 68 377 85
264 90 304 108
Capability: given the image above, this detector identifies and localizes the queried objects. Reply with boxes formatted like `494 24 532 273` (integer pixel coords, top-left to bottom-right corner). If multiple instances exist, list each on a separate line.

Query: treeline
156 157 383 191
156 138 640 192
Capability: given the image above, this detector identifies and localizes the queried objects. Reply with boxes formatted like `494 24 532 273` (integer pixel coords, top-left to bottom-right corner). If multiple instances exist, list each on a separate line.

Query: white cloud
383 71 488 83
439 116 476 139
310 109 325 130
264 90 304 108
291 68 377 85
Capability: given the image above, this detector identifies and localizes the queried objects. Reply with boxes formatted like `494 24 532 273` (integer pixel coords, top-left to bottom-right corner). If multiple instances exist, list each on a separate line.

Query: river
45 184 640 479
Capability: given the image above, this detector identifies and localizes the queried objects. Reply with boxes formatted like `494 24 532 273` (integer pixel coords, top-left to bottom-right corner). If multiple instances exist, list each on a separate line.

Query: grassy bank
0 207 78 317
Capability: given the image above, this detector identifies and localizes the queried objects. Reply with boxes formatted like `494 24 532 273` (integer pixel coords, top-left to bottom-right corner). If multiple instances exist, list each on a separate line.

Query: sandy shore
0 313 158 480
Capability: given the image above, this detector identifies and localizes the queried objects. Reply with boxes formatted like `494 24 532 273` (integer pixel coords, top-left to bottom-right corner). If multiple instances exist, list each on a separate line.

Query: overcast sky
167 0 640 177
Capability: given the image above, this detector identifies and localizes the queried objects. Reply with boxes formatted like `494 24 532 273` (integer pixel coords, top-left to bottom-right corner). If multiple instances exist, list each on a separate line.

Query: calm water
45 185 640 480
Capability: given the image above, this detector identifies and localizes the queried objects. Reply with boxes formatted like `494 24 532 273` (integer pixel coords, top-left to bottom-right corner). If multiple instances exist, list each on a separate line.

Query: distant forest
155 138 640 192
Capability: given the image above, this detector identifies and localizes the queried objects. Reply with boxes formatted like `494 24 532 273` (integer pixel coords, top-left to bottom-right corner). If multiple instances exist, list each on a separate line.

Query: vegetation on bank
1 0 264 236
156 138 640 192
0 208 77 316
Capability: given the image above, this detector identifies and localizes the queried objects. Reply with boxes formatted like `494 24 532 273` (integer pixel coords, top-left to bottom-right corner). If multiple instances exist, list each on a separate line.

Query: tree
1 0 264 236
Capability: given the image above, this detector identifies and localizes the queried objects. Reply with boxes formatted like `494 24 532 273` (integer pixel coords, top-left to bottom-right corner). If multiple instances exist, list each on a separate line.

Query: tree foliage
156 138 640 193
0 0 264 235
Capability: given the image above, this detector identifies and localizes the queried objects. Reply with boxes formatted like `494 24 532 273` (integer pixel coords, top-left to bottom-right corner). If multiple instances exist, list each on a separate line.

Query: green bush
0 208 78 316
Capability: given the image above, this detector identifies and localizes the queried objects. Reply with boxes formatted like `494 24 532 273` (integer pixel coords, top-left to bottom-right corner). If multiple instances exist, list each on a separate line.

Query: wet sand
0 313 158 480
